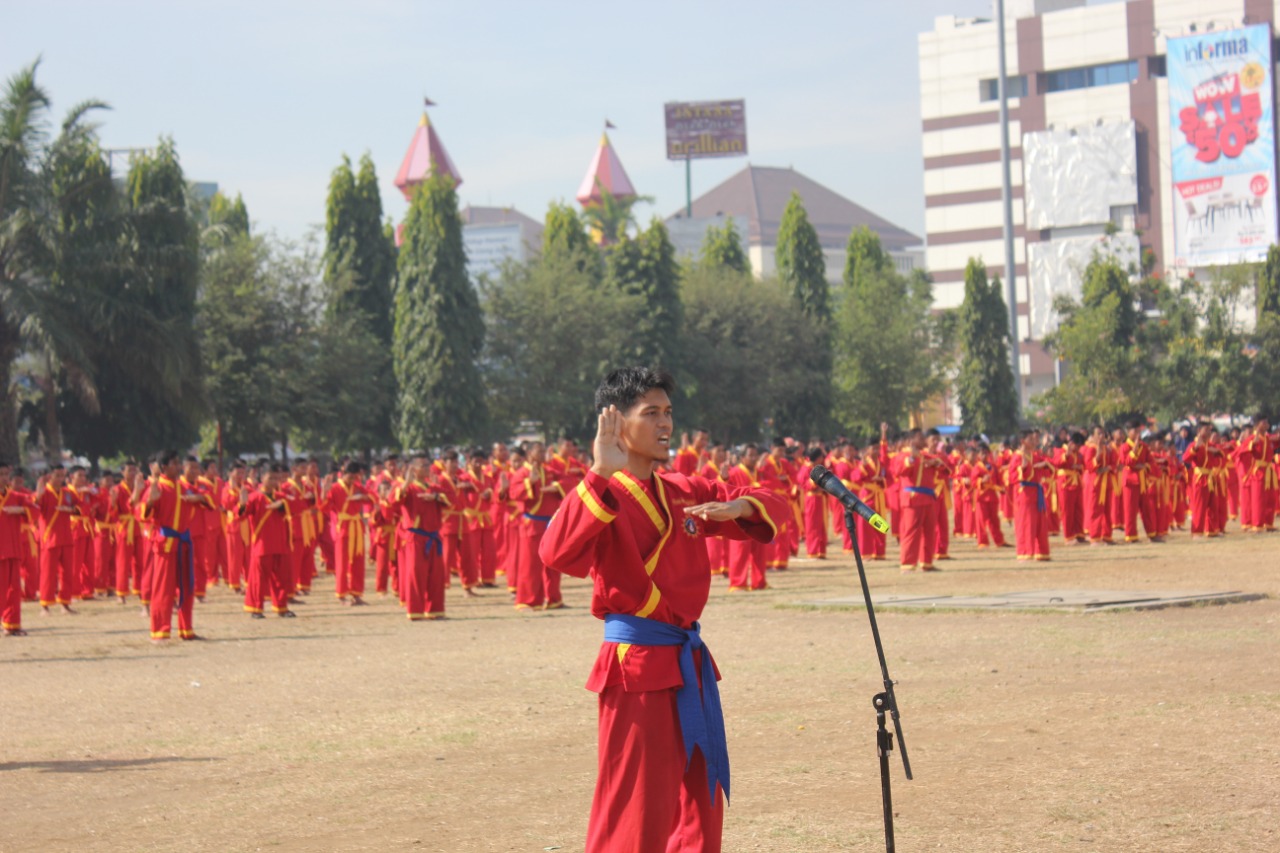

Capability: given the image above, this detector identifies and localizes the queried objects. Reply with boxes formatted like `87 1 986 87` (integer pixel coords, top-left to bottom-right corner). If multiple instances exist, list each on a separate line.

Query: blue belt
523 512 552 523
904 486 936 499
160 527 195 608
1019 481 1046 512
603 613 729 805
408 528 443 556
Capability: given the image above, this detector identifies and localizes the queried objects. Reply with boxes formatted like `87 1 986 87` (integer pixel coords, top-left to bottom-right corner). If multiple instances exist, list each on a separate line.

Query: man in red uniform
1243 415 1278 532
239 463 294 618
37 465 83 614
113 460 145 603
759 439 794 570
892 428 942 572
391 454 448 620
848 425 891 560
325 461 375 605
1055 433 1087 545
508 441 567 609
1183 422 1223 538
1 460 34 635
437 451 475 594
199 459 227 589
369 455 402 595
970 444 1010 548
462 450 497 588
142 450 202 641
699 443 731 573
1009 429 1053 561
925 430 954 561
796 447 829 559
279 458 318 597
221 462 250 593
1118 420 1163 543
725 444 770 590
539 367 784 853
673 428 709 477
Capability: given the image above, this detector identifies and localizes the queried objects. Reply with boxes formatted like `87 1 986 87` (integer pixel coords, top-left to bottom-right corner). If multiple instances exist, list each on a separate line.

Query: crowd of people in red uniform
0 414 1275 640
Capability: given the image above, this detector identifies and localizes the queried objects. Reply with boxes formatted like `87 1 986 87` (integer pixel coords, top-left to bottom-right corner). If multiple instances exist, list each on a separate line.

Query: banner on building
1168 24 1278 267
664 100 747 160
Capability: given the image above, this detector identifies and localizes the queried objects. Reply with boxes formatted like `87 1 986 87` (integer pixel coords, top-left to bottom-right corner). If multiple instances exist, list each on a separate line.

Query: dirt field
2 527 1278 852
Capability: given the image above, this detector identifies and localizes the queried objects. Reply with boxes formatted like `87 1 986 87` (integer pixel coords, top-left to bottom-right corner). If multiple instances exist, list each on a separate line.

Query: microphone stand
846 508 912 853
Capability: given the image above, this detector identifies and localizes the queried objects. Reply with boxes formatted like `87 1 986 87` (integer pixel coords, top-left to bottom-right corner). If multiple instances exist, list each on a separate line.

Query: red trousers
318 527 335 576
1122 485 1157 540
1058 486 1084 541
727 537 767 590
401 536 444 618
466 527 496 584
1083 477 1112 541
149 545 195 639
245 552 291 614
898 498 936 568
444 529 479 589
225 529 247 590
1250 479 1277 530
1013 486 1049 558
855 514 886 559
705 537 728 575
333 534 367 599
93 532 114 593
1 557 22 631
206 528 227 586
22 545 37 600
73 537 92 599
587 683 723 853
974 497 1007 547
934 497 950 556
293 542 316 593
116 531 146 597
1188 482 1219 535
764 517 790 569
39 543 76 606
515 524 560 607
374 533 395 594
802 495 828 558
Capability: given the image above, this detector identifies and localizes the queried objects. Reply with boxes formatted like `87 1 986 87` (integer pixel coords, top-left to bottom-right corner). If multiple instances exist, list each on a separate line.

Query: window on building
1043 60 1139 93
1148 55 1166 78
979 75 1028 102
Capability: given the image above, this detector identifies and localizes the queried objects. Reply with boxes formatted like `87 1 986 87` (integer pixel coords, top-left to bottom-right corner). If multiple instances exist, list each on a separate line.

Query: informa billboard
664 100 747 160
1168 24 1278 267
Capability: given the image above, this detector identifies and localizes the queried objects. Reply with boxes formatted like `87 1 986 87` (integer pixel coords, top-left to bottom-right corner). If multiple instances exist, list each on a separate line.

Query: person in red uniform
13 468 39 602
1118 420 1164 543
726 444 770 590
829 440 858 552
699 443 731 573
970 443 1010 548
891 429 942 572
1 460 35 635
37 465 83 614
142 450 202 641
64 466 96 601
112 460 144 603
673 428 709 477
369 455 402 595
486 443 514 588
436 451 476 594
539 367 785 853
1009 429 1053 561
221 461 250 593
1183 422 1222 538
923 430 955 561
239 463 294 618
508 441 567 610
325 460 375 605
1055 433 1087 545
199 460 227 589
1243 415 1278 532
796 446 829 559
462 450 497 588
848 425 891 560
391 454 448 620
758 439 794 570
279 458 318 597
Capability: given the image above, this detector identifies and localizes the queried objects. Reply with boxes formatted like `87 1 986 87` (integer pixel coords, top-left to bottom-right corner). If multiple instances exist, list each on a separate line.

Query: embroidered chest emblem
683 517 698 537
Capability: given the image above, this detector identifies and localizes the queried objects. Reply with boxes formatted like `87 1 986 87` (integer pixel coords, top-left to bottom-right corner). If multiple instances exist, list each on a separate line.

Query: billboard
664 100 747 160
1168 24 1278 267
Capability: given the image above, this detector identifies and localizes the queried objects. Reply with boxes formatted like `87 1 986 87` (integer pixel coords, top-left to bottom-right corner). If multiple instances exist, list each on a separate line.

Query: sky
4 0 1011 245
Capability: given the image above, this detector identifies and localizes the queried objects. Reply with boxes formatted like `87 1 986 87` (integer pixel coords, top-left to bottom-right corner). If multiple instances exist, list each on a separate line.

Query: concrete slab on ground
797 589 1267 613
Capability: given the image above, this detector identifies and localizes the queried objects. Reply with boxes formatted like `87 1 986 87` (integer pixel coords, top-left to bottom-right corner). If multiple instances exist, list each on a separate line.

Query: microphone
810 464 890 534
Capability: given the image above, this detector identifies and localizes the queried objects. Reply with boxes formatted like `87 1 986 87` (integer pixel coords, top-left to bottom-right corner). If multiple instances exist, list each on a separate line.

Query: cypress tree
542 201 600 280
324 153 395 345
956 258 1019 435
607 218 683 373
699 217 749 275
843 225 890 293
392 172 486 447
776 192 829 321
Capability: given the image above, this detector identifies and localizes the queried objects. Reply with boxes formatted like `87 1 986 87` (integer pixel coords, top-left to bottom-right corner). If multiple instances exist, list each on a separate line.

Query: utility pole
997 0 1022 414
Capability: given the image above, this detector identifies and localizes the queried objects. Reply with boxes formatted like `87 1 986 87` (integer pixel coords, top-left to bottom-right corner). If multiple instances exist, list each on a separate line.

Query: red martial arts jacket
243 490 292 557
38 484 84 548
539 469 785 694
0 486 34 559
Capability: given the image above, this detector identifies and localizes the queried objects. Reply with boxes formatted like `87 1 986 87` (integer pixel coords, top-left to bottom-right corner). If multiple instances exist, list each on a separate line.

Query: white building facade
920 0 1278 403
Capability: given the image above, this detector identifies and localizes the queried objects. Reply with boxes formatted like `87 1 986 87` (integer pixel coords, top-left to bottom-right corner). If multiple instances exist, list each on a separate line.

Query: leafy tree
843 225 890 292
207 191 249 238
680 266 827 442
606 218 683 374
322 152 396 452
482 249 642 441
699 218 748 274
1259 244 1280 322
580 184 651 246
542 201 600 279
776 193 829 320
832 262 945 433
956 258 1019 434
393 172 486 448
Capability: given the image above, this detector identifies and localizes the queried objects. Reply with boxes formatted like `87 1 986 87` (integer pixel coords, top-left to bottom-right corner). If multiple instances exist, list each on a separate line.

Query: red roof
394 112 462 200
576 132 636 206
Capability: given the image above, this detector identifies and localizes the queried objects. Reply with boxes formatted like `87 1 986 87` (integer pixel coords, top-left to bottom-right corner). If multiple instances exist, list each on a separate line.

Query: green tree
773 194 832 434
482 250 642 441
699 218 748 274
579 185 651 246
207 191 249 238
323 152 396 452
1259 244 1280 322
1037 254 1142 425
843 225 890 292
956 258 1019 434
393 173 486 448
542 201 600 279
606 218 683 374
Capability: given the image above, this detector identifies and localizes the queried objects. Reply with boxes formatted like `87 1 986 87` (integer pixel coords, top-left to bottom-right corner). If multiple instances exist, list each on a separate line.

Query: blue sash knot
904 486 936 499
1019 481 1047 512
408 527 443 557
523 512 553 523
160 527 195 608
602 613 730 805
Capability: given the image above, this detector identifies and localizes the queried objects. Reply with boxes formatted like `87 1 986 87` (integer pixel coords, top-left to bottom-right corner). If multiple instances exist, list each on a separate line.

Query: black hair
1128 417 1146 430
343 461 362 475
442 450 459 462
1070 432 1086 445
158 450 181 466
469 449 487 461
925 428 940 438
269 462 288 474
231 460 247 470
806 447 824 463
594 366 675 414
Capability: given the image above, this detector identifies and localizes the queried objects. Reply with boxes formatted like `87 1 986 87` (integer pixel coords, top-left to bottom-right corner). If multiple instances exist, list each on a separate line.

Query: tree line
3 62 1274 468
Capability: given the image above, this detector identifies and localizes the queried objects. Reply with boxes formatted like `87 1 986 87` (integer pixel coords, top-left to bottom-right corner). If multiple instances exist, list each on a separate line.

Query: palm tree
579 183 652 247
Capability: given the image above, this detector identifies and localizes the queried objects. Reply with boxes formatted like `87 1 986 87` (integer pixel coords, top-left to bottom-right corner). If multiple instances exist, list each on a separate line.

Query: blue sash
160 527 195 608
602 613 730 805
1019 481 1046 512
523 512 552 523
408 527 443 557
904 486 936 499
